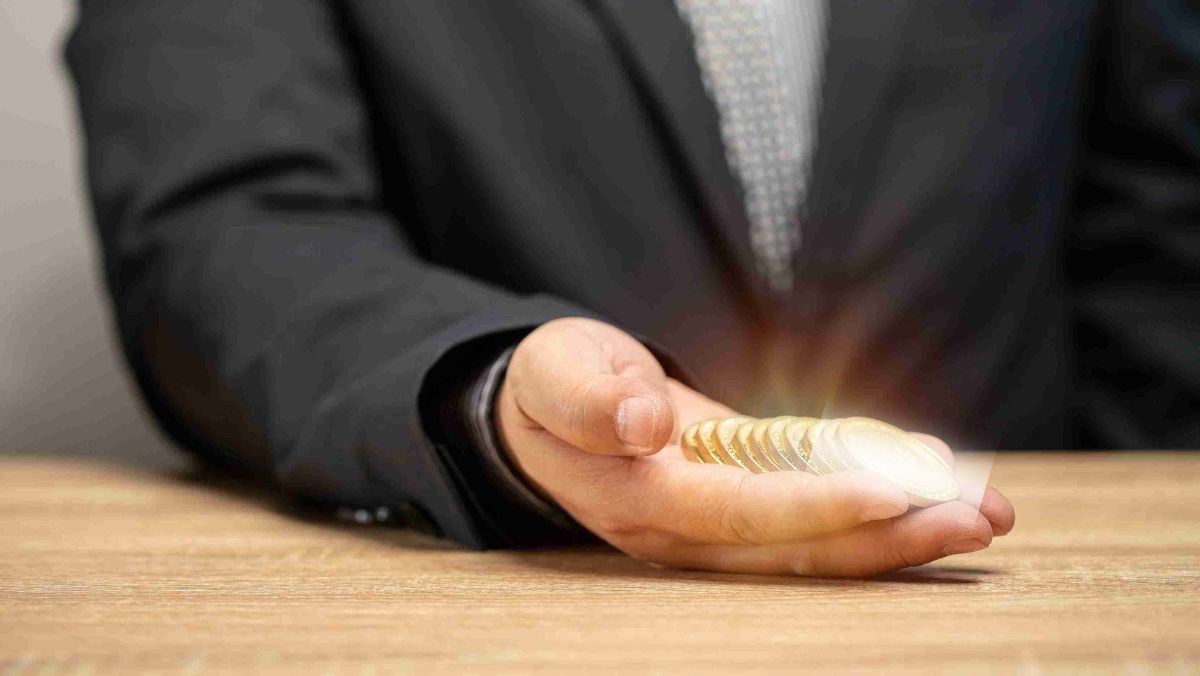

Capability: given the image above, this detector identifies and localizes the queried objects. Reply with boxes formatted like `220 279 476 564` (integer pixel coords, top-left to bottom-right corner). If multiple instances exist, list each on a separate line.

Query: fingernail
860 502 904 522
943 538 987 556
616 396 657 449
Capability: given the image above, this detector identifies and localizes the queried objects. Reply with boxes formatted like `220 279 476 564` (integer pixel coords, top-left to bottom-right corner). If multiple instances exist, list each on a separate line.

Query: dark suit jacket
66 0 1199 547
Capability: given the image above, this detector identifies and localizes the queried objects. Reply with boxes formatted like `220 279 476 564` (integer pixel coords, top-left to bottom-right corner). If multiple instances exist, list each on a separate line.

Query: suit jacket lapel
585 0 763 299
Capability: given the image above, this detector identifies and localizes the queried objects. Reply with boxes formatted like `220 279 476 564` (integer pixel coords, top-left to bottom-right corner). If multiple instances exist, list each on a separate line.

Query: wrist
494 374 560 507
419 331 589 547
472 347 571 522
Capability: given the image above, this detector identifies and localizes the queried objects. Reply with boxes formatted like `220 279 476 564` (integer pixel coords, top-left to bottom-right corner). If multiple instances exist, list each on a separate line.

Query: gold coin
681 421 706 462
833 417 959 506
782 417 821 473
744 418 779 470
693 419 722 463
765 417 802 471
800 419 842 475
822 418 859 472
686 415 960 507
733 419 769 473
712 417 753 469
698 417 734 466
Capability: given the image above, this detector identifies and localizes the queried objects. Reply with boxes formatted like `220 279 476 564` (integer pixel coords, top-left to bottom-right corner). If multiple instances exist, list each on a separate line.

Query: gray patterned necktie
675 0 828 291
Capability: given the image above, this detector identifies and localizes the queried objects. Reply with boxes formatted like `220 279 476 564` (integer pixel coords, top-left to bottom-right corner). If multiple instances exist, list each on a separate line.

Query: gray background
1 2 171 463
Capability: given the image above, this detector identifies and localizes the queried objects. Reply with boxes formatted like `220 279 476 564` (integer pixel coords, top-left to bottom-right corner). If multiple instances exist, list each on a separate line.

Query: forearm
64 0 597 546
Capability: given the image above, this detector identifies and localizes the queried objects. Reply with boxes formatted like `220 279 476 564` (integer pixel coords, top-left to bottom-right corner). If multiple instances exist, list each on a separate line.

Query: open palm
498 318 1014 577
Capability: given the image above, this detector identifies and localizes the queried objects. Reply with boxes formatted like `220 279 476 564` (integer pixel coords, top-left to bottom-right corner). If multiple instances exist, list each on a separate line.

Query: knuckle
723 508 762 545
945 504 990 539
717 475 762 544
889 543 918 572
790 546 825 577
885 520 919 571
559 380 587 426
561 379 603 438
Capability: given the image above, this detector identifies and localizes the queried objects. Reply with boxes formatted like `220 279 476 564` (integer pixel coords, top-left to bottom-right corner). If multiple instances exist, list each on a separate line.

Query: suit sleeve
1072 0 1200 448
64 0 597 546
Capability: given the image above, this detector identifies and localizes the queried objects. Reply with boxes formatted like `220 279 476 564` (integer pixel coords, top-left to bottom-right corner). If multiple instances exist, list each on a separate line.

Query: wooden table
2 452 1198 673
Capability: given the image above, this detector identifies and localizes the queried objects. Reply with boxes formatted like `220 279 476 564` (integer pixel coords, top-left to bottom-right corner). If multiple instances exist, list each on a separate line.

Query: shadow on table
9 449 1002 584
497 548 998 587
164 463 464 552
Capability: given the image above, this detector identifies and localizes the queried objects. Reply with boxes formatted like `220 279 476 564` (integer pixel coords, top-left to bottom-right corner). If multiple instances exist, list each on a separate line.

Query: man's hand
496 318 1015 577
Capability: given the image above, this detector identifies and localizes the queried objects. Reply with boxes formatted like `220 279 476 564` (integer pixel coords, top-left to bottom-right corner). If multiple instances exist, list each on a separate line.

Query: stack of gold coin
681 416 960 507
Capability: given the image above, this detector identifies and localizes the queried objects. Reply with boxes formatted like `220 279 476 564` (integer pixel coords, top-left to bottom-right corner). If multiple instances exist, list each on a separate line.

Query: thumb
506 318 675 456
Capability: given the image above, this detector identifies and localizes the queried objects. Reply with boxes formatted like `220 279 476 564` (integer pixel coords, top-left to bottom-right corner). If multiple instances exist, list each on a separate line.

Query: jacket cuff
421 334 592 547
464 346 583 531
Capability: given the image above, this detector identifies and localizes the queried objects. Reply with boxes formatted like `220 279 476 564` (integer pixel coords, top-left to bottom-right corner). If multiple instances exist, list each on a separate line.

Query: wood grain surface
2 452 1198 673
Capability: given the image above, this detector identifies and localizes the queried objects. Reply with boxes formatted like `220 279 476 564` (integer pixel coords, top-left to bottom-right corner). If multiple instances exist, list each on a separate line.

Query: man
66 1 1195 574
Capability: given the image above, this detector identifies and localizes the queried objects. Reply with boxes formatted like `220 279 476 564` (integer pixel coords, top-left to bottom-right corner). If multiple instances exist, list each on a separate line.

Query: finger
910 432 955 466
796 500 993 577
905 432 1013 535
638 461 911 545
978 485 1015 535
649 501 993 577
507 319 674 456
